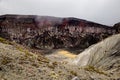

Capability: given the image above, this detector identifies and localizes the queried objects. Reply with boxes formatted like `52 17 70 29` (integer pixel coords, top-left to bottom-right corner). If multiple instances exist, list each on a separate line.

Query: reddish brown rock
0 14 119 52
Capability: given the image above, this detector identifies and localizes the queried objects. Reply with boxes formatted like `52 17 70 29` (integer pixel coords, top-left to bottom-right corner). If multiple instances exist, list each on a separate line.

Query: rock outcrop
113 22 120 33
0 14 119 52
73 34 120 72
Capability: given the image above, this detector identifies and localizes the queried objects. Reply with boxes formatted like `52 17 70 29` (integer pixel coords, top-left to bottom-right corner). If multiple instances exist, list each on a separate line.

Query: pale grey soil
0 34 120 80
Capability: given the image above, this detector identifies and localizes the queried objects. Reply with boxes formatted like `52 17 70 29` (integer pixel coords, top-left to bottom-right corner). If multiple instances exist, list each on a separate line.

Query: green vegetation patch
84 66 108 76
0 37 12 45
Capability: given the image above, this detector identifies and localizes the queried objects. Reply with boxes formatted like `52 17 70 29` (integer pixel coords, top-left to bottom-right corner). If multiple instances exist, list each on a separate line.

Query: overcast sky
0 0 120 26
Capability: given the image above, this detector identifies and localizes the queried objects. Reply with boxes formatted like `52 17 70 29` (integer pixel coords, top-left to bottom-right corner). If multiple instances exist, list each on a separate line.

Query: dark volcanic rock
113 22 120 33
0 14 119 52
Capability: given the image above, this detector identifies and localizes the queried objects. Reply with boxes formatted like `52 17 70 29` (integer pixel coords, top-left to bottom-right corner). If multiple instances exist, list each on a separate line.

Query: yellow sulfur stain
57 50 77 58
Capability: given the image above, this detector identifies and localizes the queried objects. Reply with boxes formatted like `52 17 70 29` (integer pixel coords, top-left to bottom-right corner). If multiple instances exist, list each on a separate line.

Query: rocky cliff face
71 34 120 79
0 14 119 51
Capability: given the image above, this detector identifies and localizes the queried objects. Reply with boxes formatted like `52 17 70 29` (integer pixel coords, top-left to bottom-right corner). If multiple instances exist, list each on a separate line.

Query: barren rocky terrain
0 33 120 80
0 14 120 80
0 14 119 52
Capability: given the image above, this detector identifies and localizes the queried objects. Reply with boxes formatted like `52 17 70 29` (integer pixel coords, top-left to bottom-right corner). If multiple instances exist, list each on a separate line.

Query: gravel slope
0 35 120 80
